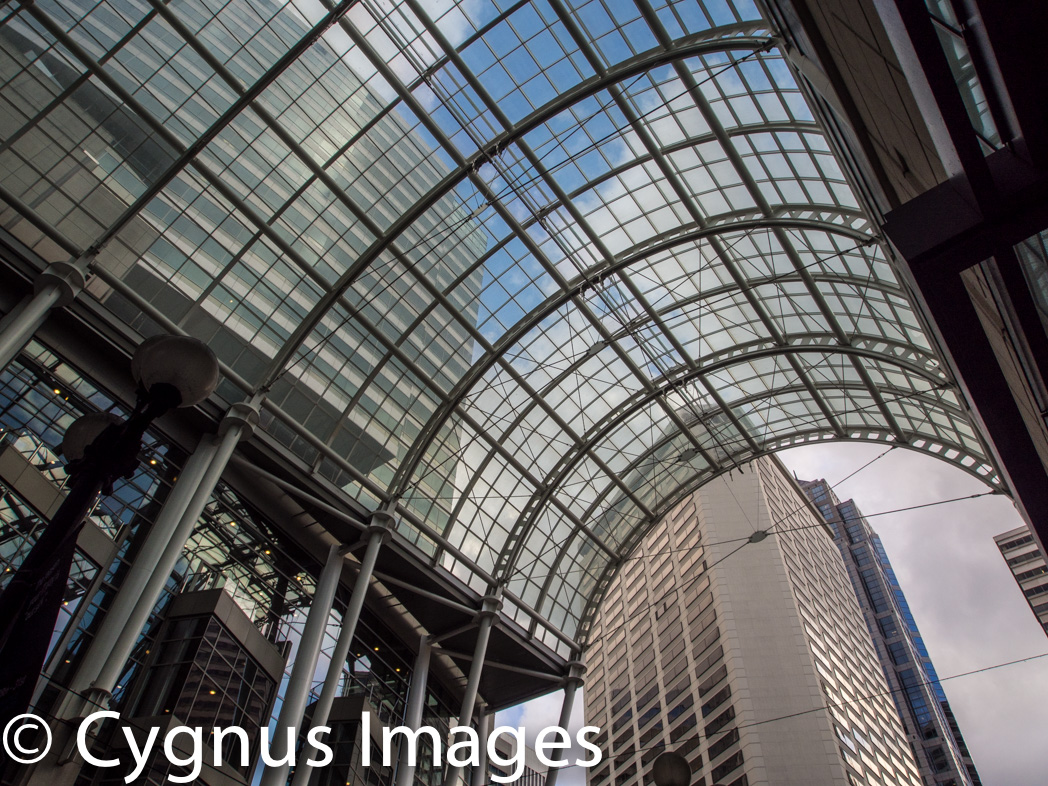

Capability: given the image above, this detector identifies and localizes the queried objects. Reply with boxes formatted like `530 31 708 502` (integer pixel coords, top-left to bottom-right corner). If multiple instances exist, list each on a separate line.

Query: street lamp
0 335 219 724
652 751 691 786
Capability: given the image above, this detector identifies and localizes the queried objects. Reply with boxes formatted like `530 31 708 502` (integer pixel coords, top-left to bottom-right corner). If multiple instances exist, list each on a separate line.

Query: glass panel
926 0 1001 150
0 0 1000 641
1015 229 1048 338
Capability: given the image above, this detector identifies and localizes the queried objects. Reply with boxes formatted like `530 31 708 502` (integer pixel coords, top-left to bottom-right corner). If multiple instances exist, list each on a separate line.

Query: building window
710 750 745 783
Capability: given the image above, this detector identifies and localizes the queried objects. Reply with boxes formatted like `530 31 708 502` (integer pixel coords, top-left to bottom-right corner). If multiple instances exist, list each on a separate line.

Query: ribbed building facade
584 456 922 786
994 525 1048 636
802 479 981 786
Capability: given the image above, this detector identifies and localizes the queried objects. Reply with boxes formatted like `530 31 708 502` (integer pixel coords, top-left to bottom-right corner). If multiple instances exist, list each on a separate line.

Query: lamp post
0 335 219 726
652 751 691 786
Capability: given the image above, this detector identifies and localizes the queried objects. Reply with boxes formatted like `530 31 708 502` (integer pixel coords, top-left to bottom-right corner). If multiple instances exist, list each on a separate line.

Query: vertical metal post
0 261 86 371
291 513 392 786
470 706 491 786
442 593 501 786
393 635 433 786
258 542 345 786
64 433 217 707
81 401 259 705
544 661 585 786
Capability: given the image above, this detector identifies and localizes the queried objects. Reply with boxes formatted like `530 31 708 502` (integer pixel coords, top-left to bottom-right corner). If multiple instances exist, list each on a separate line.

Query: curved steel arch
0 0 1006 652
387 215 882 497
256 33 779 386
568 432 1000 644
494 345 977 581
544 379 980 555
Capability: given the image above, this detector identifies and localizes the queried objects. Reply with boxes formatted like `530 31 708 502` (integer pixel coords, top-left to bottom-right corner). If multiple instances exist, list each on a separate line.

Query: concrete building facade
584 456 921 786
994 525 1048 636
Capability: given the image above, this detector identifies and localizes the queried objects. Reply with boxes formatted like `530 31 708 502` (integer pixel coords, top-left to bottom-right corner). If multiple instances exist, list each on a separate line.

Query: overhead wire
581 489 1000 646
508 380 969 586
267 44 782 384
578 447 1001 645
556 651 1048 768
552 489 998 585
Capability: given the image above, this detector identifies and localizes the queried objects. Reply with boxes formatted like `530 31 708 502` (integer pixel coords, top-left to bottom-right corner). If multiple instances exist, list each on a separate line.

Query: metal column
290 514 392 786
0 261 86 371
393 635 433 786
258 542 345 786
470 707 491 786
544 661 585 786
65 433 217 709
80 401 259 705
442 593 501 786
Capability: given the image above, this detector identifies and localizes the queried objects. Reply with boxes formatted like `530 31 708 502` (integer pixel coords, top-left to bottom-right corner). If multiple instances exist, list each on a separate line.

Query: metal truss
0 0 1003 650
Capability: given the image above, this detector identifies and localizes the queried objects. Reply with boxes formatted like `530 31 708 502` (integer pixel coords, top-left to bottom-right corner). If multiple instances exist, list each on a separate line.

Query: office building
994 525 1048 636
802 479 981 786
584 455 922 786
0 0 1046 784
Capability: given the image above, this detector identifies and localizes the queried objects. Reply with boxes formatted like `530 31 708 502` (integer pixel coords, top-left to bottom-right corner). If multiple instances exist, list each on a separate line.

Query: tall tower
801 479 981 786
584 456 922 786
993 525 1048 636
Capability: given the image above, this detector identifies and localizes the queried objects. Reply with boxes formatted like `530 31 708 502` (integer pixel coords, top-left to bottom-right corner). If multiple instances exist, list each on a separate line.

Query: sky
496 443 1048 786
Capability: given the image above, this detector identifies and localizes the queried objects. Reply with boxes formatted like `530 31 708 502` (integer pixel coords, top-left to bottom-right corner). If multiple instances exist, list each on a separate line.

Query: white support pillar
290 512 392 786
393 635 433 786
470 706 491 786
258 542 346 786
81 400 259 705
544 661 585 786
442 592 502 786
0 260 86 371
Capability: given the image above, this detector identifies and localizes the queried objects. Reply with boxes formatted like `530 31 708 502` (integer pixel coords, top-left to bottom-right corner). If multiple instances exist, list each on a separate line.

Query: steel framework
0 0 1000 650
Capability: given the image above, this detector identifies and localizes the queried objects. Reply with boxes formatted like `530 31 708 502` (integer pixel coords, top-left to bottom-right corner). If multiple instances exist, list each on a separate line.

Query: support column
0 260 87 371
442 592 501 786
470 706 491 786
258 542 346 786
80 400 259 705
544 661 585 786
290 511 393 786
63 433 218 710
394 635 432 786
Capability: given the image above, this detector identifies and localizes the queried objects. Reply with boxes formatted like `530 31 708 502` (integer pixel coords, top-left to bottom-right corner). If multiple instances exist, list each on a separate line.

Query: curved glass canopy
0 0 999 652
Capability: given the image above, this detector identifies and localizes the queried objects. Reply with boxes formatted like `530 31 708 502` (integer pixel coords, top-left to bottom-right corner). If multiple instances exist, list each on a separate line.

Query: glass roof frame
0 0 1002 653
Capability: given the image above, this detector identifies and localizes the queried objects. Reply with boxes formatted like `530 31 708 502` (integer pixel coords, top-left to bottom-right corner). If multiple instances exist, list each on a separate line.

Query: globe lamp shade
129 335 170 385
131 335 220 408
652 751 691 786
61 412 122 461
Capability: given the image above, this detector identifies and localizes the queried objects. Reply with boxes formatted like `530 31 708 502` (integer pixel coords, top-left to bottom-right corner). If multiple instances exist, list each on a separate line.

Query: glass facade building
802 479 981 786
0 343 463 786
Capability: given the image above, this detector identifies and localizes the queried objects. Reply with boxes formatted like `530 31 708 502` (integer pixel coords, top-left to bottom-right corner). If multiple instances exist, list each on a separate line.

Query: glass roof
0 0 1000 653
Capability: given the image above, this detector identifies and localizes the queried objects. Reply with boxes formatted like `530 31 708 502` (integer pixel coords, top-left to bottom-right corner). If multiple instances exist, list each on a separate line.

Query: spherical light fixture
131 335 220 408
652 751 691 786
129 334 170 387
60 412 122 461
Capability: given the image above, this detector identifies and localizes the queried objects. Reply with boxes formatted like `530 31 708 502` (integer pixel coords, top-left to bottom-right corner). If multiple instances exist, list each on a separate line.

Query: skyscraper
802 480 981 786
585 456 922 786
994 525 1048 636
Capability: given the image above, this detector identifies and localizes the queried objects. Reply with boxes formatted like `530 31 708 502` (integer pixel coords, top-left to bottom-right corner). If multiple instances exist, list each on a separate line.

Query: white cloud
495 688 589 786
